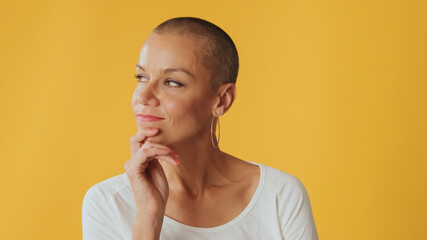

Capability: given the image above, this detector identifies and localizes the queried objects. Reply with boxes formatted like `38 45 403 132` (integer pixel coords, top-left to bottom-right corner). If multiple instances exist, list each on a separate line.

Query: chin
146 133 171 145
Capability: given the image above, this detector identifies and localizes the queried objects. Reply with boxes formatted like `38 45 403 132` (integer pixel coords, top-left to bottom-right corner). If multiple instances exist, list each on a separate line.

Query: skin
124 32 260 240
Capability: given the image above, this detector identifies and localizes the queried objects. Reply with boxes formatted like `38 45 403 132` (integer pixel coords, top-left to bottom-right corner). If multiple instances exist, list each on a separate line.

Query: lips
136 113 165 122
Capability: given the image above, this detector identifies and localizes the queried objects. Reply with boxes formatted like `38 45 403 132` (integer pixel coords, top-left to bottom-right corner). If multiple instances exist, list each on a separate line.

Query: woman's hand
124 128 178 239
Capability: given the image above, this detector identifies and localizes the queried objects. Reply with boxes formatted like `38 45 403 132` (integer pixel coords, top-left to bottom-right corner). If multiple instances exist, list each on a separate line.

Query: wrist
132 214 164 240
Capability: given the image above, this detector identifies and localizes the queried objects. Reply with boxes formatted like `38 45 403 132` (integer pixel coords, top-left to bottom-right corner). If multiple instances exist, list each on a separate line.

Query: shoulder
82 173 132 239
256 163 309 200
256 164 318 235
82 172 130 206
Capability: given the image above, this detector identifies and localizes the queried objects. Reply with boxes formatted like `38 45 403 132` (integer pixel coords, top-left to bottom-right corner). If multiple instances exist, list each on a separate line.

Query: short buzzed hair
153 17 239 89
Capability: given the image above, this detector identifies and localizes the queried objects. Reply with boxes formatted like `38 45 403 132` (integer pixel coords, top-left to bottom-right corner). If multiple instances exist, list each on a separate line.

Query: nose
137 82 160 106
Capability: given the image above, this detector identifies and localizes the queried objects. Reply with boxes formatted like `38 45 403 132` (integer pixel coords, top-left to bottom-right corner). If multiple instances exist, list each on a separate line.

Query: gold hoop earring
210 117 220 148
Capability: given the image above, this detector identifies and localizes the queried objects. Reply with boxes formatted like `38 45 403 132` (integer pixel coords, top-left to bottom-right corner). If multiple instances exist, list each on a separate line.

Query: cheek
164 98 193 118
164 95 210 125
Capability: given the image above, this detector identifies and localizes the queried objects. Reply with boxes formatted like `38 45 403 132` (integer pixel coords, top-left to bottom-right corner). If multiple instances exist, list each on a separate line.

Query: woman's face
131 32 216 145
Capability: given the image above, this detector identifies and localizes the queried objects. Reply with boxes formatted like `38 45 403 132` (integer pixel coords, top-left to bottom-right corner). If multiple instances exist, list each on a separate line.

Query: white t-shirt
82 162 318 240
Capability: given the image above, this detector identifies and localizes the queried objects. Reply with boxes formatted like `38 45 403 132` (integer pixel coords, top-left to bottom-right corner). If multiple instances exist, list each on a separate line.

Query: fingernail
150 128 157 131
173 157 180 164
172 152 179 157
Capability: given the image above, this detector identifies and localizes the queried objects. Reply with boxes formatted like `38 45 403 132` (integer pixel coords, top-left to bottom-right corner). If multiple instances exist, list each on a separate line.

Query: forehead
137 33 208 75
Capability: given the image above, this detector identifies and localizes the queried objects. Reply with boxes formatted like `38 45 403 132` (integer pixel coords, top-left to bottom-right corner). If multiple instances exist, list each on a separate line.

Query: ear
211 83 236 117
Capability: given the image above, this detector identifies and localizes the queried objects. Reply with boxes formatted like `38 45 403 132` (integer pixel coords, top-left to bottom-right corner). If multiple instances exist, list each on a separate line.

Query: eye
134 74 148 83
165 80 184 87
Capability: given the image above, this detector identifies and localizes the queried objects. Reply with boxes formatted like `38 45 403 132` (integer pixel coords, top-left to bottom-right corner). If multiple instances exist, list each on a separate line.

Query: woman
82 17 318 240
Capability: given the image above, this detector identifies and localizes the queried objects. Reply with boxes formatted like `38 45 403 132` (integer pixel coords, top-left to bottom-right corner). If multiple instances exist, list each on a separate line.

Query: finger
126 147 175 175
143 141 179 159
154 155 179 167
129 128 159 155
142 142 179 165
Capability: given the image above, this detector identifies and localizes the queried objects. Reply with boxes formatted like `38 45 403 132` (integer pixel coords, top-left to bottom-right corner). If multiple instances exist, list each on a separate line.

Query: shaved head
152 17 239 89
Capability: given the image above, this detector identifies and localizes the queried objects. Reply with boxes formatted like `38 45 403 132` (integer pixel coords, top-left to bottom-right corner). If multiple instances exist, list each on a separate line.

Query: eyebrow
136 64 194 77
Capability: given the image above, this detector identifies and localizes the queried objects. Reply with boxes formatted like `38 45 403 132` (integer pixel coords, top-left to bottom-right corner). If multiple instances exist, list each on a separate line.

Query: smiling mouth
136 114 165 122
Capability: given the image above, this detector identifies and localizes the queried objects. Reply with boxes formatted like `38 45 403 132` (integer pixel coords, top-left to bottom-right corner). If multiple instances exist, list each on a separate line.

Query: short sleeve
82 185 123 240
280 177 318 240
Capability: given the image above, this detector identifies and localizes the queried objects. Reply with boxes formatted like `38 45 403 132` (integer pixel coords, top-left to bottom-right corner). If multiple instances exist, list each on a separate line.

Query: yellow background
1 0 426 239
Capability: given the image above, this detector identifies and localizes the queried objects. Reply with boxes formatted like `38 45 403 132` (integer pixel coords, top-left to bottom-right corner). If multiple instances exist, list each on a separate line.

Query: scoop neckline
162 161 265 233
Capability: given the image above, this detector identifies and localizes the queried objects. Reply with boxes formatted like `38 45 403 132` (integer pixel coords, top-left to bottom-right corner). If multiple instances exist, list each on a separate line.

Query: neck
159 133 227 198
